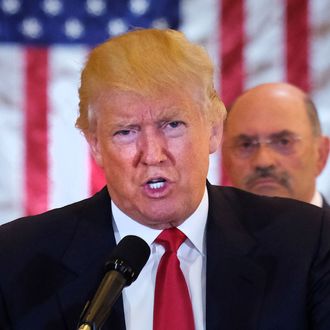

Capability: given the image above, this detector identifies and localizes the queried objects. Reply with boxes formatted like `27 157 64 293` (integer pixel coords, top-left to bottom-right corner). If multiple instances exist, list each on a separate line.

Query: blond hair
76 28 226 133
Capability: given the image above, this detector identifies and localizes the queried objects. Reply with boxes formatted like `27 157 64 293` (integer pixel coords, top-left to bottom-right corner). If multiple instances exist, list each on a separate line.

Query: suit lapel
206 185 268 330
55 188 126 330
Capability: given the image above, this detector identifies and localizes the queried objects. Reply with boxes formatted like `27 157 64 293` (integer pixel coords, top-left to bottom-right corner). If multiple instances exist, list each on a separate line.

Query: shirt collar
310 189 323 207
112 187 209 256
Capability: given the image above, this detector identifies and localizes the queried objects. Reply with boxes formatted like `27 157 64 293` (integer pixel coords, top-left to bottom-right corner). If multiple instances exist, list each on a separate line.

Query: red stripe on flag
285 0 310 91
89 153 106 195
220 0 245 106
24 48 49 216
220 0 245 185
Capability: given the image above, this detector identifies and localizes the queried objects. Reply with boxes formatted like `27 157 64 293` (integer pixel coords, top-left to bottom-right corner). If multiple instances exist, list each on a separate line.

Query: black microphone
77 235 151 330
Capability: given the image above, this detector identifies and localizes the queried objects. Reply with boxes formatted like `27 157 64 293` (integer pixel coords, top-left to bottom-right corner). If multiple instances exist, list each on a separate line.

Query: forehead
96 90 202 121
226 90 313 137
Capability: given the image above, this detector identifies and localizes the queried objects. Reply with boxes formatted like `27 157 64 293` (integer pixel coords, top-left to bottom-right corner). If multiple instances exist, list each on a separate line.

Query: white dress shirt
112 188 209 330
310 190 323 207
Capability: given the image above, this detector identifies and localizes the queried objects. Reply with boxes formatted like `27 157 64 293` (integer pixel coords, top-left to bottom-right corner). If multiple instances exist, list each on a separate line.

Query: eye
113 128 138 144
280 137 292 145
271 135 301 154
114 129 132 136
274 136 293 147
162 120 186 137
237 140 254 150
166 121 184 129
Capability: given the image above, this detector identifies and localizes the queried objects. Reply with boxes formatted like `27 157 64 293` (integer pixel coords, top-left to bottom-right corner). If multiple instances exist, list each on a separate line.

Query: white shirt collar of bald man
310 190 323 208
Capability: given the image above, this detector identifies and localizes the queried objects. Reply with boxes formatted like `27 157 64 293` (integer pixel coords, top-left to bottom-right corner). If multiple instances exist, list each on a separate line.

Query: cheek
223 153 246 171
269 153 315 185
167 136 206 171
285 148 311 167
224 157 252 183
186 137 209 161
100 142 136 172
286 155 316 177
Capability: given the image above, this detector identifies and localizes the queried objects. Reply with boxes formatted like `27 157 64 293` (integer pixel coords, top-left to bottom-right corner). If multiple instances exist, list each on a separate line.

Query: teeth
148 181 165 189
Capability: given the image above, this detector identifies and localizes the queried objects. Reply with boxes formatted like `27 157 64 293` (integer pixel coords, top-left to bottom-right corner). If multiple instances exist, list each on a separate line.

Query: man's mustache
244 166 291 190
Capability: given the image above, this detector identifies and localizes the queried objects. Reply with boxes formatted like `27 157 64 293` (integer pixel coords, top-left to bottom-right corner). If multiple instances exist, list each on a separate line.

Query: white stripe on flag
0 45 25 223
180 0 221 185
244 0 286 88
48 46 91 210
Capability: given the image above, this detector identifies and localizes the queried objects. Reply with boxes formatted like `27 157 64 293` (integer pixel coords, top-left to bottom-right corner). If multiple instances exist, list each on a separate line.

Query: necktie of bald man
153 227 195 330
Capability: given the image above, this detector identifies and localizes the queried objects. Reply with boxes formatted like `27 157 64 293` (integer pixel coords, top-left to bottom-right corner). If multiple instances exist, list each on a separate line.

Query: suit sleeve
0 286 12 330
309 208 330 329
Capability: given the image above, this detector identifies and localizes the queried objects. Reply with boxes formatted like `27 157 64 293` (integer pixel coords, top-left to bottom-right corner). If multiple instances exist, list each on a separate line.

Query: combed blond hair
76 28 226 133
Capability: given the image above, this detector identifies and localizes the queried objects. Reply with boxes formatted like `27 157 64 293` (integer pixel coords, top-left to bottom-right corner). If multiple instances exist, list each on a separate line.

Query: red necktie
153 228 195 330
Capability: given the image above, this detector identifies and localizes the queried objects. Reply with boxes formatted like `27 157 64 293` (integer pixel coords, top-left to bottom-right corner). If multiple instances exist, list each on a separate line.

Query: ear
209 120 223 154
316 135 330 175
85 132 104 168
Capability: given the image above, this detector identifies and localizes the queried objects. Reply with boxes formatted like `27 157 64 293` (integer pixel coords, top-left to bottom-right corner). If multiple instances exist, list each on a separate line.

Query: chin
139 205 188 229
140 215 184 230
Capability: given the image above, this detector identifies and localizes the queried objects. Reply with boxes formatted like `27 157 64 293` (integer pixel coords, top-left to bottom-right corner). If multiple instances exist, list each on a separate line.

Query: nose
137 129 168 166
251 143 277 169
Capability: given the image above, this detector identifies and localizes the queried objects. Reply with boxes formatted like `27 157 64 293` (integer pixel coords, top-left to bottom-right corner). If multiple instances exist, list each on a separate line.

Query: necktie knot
155 227 187 253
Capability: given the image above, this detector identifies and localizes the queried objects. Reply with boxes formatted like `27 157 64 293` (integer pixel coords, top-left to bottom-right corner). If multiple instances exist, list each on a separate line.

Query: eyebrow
234 134 257 142
234 130 297 141
269 130 298 139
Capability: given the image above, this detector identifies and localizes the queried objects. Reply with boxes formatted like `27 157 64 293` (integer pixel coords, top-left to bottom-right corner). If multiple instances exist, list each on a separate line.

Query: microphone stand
77 271 126 330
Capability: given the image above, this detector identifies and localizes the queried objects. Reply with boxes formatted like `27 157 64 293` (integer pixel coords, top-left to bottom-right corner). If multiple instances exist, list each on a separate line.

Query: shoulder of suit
207 184 328 230
208 184 324 210
0 186 111 255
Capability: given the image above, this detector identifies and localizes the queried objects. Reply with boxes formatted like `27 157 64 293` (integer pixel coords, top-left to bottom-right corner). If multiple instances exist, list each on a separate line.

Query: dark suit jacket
1 184 330 330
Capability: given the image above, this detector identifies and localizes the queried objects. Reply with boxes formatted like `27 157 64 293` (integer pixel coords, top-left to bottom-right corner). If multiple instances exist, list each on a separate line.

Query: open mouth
147 178 166 190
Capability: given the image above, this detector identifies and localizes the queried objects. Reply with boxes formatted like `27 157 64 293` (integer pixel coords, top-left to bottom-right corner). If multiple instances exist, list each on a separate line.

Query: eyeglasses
228 135 302 159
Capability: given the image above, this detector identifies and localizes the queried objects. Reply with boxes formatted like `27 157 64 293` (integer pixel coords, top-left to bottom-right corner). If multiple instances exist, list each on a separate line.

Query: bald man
222 82 330 207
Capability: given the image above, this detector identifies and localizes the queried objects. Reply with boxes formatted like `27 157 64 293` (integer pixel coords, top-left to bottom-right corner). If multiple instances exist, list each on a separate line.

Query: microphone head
106 235 150 286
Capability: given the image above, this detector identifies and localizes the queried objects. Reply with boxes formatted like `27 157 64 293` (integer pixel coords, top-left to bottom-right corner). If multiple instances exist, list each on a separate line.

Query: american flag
1 0 329 224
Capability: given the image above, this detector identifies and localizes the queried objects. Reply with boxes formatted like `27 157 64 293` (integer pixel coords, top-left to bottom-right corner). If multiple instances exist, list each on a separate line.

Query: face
222 85 328 203
87 90 221 229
